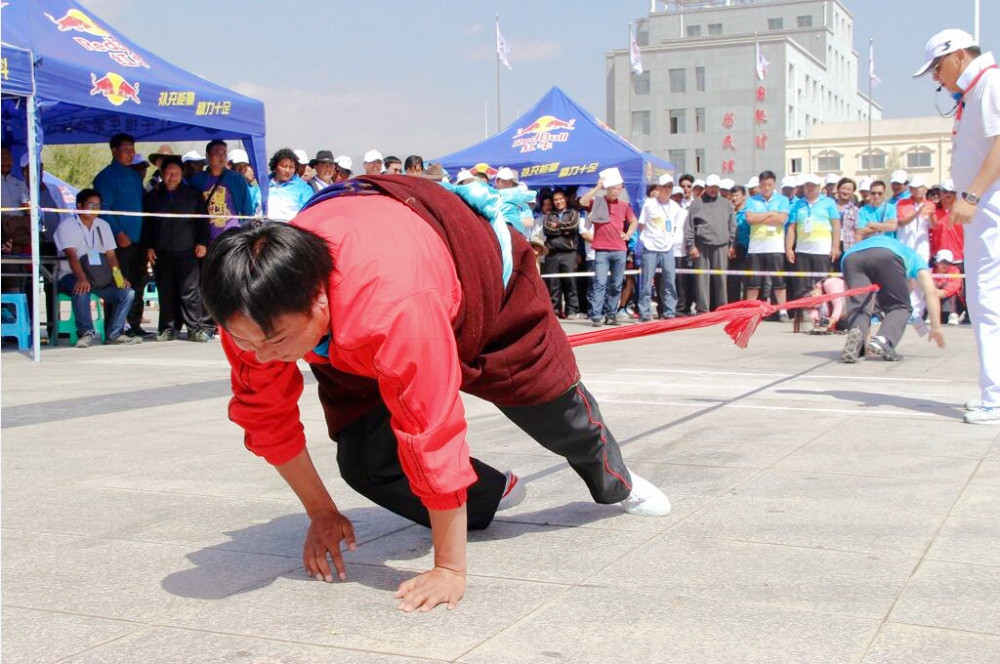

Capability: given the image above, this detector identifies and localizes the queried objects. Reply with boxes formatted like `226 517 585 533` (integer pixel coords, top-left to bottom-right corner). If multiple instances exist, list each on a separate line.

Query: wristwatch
962 191 981 205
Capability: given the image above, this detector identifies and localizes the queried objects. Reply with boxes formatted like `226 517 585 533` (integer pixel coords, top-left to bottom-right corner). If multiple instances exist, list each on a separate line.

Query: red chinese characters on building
756 86 766 102
722 134 737 151
722 160 735 174
755 132 769 149
722 112 735 129
755 109 768 125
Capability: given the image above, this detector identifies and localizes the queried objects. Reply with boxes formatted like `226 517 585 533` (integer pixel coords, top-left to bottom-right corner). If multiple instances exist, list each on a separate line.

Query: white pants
965 188 1000 408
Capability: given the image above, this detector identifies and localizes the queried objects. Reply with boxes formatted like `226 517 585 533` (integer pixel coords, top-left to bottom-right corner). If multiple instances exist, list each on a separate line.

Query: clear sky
85 0 998 165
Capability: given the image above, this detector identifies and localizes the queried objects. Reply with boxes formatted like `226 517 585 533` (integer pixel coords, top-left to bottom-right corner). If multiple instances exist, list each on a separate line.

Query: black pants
154 250 203 335
843 248 911 348
327 380 632 530
543 251 580 315
115 243 148 329
727 245 747 303
675 256 694 314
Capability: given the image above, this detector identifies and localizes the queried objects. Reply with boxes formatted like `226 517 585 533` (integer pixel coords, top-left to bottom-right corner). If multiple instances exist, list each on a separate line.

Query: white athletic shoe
964 407 1000 425
963 399 983 411
621 472 671 517
496 471 526 511
947 313 960 326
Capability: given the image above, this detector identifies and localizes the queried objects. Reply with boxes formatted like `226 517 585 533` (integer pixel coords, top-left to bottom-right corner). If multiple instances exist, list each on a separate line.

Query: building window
695 107 706 133
631 111 651 136
686 25 701 37
669 149 686 174
669 109 687 134
695 66 706 91
797 15 813 28
708 23 722 35
816 151 842 173
637 22 649 47
633 71 651 95
861 151 886 171
669 68 686 93
907 149 932 169
789 158 803 174
768 18 783 30
695 149 705 173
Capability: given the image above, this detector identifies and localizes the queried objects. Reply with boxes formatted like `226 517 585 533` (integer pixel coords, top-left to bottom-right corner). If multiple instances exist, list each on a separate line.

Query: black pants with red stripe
329 381 632 530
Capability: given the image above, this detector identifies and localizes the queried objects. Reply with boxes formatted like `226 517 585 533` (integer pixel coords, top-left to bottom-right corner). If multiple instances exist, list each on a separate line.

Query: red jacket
223 177 579 511
930 207 965 262
933 264 963 299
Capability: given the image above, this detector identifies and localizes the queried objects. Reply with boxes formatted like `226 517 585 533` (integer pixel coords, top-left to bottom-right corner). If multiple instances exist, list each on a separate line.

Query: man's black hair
269 148 298 173
759 170 777 182
678 173 694 185
76 188 100 207
201 223 333 335
404 155 423 171
837 177 856 190
966 46 982 58
384 155 402 166
109 133 135 150
159 155 183 172
870 180 887 191
205 139 227 154
731 185 747 196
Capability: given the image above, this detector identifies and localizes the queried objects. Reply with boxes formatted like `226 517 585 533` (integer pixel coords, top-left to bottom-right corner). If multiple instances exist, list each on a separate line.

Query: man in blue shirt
745 170 791 320
93 132 150 337
786 174 841 298
856 180 898 241
839 234 945 363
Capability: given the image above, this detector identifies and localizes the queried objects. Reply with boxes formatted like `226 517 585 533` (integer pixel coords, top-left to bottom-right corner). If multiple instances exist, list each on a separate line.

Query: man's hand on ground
303 509 356 582
929 327 946 348
395 566 466 613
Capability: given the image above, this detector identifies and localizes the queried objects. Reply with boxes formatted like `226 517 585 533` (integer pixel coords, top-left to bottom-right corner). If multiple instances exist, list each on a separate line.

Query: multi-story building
607 0 882 182
785 116 954 184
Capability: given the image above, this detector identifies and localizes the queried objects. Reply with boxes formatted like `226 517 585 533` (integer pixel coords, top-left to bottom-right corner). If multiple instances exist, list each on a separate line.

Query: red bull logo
45 9 110 37
512 115 576 153
89 72 140 106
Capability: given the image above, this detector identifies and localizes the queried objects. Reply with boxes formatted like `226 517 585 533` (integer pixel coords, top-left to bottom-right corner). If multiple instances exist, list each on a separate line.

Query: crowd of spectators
1 133 968 348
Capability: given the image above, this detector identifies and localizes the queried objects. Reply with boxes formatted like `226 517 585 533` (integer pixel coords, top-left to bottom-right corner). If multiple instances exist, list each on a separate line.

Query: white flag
869 42 882 87
630 25 643 76
755 41 769 81
496 23 511 70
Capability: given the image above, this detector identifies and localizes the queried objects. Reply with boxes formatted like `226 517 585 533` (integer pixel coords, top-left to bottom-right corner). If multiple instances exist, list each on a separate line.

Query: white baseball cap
913 28 978 77
858 177 873 192
890 169 909 184
334 155 353 171
719 178 734 190
181 150 205 163
801 173 822 186
657 173 675 186
692 178 706 188
363 149 383 163
934 249 955 263
780 175 797 189
704 174 722 188
293 149 309 164
455 169 476 184
746 175 760 189
228 148 250 164
599 167 624 188
496 166 518 182
824 173 839 185
909 176 928 188
940 178 956 192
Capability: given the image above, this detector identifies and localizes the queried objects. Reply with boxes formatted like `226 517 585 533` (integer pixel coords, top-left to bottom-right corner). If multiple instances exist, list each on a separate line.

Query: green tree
41 145 108 190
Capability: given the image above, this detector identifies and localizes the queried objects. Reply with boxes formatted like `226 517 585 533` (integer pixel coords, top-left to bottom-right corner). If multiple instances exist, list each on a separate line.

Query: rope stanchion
567 284 880 350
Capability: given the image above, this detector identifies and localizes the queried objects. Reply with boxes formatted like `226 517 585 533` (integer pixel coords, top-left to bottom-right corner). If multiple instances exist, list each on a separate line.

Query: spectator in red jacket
201 176 670 614
933 249 964 325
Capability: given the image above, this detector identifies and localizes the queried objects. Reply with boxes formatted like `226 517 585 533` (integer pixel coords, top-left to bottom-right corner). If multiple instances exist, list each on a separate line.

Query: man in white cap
745 170 791 320
746 175 760 197
823 173 839 198
914 27 1000 424
333 155 352 182
857 177 873 207
889 170 911 205
786 174 841 300
579 167 637 326
685 174 736 313
895 176 935 319
636 173 684 321
362 150 384 176
780 175 798 204
495 167 518 190
719 178 735 201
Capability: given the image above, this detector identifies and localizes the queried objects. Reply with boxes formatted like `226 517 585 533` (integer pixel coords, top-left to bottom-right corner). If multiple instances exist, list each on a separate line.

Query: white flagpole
753 34 759 176
974 0 981 43
868 39 874 178
495 14 501 134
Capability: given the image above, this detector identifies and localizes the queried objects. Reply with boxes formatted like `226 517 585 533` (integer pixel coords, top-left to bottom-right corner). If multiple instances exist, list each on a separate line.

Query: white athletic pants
964 188 1000 408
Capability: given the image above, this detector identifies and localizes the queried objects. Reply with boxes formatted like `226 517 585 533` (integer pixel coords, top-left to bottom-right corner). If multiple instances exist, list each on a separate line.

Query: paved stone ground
2 317 998 663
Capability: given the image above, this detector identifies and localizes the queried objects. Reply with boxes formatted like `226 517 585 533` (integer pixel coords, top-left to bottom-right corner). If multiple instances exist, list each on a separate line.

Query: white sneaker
621 472 671 517
964 399 983 411
947 313 960 325
496 471 526 511
75 332 96 349
964 407 1000 425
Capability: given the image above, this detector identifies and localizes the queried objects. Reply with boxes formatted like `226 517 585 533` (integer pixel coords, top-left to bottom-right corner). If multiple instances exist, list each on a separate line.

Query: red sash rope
568 285 880 350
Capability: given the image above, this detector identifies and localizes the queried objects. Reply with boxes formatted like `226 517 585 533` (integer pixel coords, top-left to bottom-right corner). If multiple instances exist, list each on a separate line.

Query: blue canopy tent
1 0 267 360
435 86 674 211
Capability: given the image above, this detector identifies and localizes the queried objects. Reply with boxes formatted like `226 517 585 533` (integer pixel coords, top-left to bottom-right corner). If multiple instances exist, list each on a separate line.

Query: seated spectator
808 276 846 332
384 156 403 174
542 190 582 318
932 249 964 325
404 155 424 175
143 156 211 342
54 189 141 347
267 148 314 222
1 146 30 256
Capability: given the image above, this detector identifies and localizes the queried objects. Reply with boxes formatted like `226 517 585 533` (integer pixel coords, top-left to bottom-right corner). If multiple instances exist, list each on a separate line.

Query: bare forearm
66 251 87 281
275 447 338 516
429 505 467 573
919 271 943 332
579 187 599 207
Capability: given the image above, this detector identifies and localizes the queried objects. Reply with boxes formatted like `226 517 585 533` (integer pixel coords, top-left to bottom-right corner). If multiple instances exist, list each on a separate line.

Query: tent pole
27 95 41 362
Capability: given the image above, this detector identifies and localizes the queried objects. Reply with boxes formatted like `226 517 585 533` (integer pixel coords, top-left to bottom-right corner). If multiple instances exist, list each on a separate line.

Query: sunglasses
83 202 101 209
932 52 953 74
870 191 885 197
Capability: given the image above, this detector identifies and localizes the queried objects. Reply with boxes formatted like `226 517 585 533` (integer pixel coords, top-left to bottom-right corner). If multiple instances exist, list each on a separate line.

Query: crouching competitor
840 234 946 362
201 175 670 614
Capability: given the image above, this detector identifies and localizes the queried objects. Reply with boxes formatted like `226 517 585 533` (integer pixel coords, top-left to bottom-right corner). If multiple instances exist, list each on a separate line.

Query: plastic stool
1 293 31 350
56 292 106 345
144 281 158 307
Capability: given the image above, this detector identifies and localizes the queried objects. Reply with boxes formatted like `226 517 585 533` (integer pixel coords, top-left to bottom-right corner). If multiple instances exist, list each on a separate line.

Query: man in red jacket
202 176 670 614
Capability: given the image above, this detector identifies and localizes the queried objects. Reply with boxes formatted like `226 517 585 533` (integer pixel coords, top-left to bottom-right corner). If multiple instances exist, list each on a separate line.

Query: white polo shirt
952 51 1000 205
53 216 117 280
637 196 683 252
